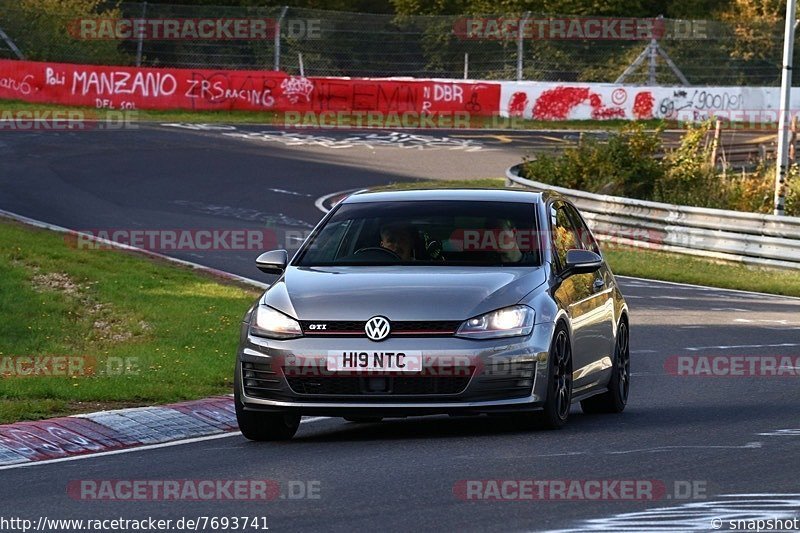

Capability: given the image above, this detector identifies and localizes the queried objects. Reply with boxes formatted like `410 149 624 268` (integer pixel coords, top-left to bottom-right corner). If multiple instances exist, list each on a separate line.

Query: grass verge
602 247 800 297
0 218 261 424
382 178 800 297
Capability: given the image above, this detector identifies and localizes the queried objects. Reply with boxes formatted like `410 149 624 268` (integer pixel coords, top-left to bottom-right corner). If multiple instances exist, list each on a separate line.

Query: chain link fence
0 0 792 86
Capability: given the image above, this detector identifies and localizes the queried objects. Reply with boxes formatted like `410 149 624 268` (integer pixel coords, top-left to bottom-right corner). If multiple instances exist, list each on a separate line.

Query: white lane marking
161 123 238 131
618 275 800 301
512 441 763 459
0 417 329 471
735 318 798 325
314 188 363 213
758 429 800 436
608 442 762 455
267 188 312 197
711 307 749 312
546 493 800 532
684 342 800 352
631 349 658 353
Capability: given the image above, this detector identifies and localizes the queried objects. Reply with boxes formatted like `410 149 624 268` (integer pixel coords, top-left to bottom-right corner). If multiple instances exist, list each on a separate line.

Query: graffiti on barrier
529 86 625 120
633 91 655 119
0 74 35 96
281 76 314 104
69 69 178 98
499 82 761 121
656 88 743 120
186 72 276 108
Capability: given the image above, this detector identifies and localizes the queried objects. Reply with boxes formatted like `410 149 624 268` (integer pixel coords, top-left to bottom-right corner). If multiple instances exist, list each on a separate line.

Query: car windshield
295 200 541 267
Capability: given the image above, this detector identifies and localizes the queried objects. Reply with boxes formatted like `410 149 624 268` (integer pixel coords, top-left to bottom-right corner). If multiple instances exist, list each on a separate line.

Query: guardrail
505 164 800 270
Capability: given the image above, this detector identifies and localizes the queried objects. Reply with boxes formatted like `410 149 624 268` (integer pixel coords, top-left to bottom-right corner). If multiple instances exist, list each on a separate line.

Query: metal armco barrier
505 164 800 270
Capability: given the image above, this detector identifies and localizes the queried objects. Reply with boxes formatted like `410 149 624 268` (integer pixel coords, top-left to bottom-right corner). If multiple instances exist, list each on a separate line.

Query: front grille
300 320 461 337
286 375 471 396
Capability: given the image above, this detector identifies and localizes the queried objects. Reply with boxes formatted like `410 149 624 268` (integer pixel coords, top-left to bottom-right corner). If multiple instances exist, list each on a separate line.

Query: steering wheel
353 247 401 260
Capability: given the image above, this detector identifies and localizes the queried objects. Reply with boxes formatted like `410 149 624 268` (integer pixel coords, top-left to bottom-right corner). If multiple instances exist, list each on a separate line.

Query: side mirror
563 249 602 276
256 249 288 275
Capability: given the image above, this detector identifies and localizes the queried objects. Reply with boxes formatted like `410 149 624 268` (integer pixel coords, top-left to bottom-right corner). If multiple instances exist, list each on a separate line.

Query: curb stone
0 396 237 466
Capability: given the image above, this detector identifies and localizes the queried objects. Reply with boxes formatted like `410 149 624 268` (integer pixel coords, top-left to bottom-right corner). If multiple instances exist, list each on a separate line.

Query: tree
0 0 130 64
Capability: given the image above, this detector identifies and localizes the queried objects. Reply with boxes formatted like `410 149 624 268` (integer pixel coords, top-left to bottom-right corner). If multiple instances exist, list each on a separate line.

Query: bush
520 120 800 217
0 0 130 65
787 167 800 216
521 123 664 198
720 165 775 214
657 121 718 206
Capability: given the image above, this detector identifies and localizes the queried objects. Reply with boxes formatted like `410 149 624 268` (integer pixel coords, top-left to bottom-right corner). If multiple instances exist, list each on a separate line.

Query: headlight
250 305 303 339
456 305 534 339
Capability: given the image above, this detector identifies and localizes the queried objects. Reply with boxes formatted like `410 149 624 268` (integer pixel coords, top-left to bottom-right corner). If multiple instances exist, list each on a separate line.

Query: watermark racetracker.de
0 110 138 131
67 479 321 501
64 228 278 252
0 355 139 378
453 479 708 501
68 18 322 40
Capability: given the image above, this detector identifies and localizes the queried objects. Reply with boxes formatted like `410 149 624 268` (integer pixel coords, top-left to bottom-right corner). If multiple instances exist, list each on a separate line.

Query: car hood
262 266 546 321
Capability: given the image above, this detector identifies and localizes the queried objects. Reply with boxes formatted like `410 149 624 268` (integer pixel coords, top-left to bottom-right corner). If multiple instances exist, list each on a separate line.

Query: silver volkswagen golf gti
235 189 629 440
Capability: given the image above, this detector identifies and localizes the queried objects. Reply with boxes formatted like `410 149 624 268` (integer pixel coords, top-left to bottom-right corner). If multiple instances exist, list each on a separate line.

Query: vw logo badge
365 316 391 341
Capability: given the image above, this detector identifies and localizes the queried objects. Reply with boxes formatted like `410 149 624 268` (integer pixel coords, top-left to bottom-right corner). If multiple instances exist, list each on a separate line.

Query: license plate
326 350 423 372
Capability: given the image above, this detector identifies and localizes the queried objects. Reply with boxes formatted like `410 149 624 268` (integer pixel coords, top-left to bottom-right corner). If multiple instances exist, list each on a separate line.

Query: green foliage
522 123 664 198
0 0 130 64
656 120 716 205
521 121 799 217
787 165 800 216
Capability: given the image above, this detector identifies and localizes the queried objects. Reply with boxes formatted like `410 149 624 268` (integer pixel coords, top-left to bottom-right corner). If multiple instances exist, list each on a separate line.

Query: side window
565 204 600 255
550 203 581 271
300 219 350 263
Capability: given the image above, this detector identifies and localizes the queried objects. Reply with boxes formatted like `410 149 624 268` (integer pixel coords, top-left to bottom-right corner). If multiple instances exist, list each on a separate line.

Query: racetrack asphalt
0 124 799 532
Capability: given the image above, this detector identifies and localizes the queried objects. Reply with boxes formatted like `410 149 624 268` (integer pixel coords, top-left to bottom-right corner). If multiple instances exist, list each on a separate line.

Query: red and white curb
0 396 237 467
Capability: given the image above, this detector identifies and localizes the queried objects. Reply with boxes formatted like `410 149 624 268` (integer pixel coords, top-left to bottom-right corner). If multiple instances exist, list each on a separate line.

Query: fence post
710 118 722 167
298 53 304 76
274 6 289 71
774 0 797 215
516 11 530 81
135 2 147 67
463 52 469 80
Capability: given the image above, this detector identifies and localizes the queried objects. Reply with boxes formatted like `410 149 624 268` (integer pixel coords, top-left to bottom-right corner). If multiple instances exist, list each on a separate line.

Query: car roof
342 188 549 204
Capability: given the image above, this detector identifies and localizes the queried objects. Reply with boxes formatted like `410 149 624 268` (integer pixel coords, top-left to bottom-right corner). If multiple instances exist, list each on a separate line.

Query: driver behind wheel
379 223 415 261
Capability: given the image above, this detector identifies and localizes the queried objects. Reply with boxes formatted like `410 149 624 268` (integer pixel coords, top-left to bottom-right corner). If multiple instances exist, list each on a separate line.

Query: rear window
295 200 541 267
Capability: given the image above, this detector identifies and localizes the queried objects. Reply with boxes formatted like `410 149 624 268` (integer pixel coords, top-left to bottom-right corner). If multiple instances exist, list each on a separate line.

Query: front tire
581 318 630 414
536 325 574 429
236 404 300 441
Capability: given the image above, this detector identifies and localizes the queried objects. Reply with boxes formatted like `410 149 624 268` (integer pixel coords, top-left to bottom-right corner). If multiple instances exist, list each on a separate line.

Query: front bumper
235 323 555 417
